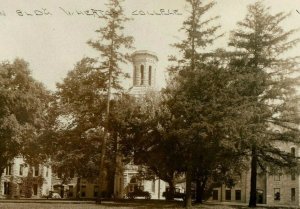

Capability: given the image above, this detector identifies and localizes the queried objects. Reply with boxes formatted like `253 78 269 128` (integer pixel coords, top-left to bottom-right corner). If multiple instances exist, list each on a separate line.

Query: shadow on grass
0 199 298 209
102 199 185 208
81 199 300 209
197 202 300 209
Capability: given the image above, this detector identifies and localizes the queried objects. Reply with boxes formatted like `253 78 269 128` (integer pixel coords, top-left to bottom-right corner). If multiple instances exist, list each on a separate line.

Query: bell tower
129 50 158 96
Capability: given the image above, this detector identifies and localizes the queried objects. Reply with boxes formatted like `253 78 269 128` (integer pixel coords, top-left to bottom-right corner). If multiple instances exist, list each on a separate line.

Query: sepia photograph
0 0 300 208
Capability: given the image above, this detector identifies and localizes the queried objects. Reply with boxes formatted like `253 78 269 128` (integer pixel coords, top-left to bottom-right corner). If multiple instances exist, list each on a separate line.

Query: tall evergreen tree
167 0 223 207
88 0 133 201
170 0 221 70
229 2 300 207
45 57 130 199
46 0 133 199
164 60 247 206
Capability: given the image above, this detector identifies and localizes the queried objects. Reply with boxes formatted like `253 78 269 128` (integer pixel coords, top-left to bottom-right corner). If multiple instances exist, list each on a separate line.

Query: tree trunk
195 179 205 203
249 146 257 208
185 166 192 208
76 177 81 199
167 179 175 200
112 133 118 199
24 165 33 198
97 31 114 203
0 171 3 194
107 165 115 198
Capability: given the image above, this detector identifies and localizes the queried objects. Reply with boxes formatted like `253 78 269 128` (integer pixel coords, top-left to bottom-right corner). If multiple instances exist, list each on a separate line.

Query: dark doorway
256 189 264 204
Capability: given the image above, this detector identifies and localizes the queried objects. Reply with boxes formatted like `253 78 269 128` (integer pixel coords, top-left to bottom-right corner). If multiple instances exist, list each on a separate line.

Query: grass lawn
0 201 298 209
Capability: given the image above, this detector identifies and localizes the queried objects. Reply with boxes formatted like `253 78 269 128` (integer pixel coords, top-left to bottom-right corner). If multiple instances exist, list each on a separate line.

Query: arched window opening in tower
140 65 144 85
291 147 296 157
149 66 152 86
133 66 137 86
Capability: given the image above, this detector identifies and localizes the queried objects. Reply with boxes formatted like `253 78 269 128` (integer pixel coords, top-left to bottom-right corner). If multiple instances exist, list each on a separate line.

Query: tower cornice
131 50 159 61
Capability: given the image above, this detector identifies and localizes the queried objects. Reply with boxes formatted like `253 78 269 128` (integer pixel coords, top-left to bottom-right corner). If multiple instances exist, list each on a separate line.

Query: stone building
51 175 102 199
209 142 298 206
0 157 52 198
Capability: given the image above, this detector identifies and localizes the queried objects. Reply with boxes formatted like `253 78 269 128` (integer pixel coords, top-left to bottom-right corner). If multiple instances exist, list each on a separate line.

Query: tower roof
131 50 159 61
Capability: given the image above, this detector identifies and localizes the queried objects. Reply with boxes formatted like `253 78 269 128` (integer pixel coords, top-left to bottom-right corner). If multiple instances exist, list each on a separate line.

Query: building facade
209 142 299 206
0 157 52 198
51 175 102 199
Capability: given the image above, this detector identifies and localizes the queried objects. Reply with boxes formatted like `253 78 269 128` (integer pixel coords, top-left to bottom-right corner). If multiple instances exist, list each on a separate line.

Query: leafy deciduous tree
0 59 49 194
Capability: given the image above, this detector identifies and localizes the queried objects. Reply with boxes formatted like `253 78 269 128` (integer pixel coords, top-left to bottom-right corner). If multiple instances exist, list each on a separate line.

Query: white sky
0 0 300 91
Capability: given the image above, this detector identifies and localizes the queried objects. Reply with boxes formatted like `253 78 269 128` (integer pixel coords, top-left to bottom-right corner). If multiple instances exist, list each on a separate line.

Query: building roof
131 50 159 61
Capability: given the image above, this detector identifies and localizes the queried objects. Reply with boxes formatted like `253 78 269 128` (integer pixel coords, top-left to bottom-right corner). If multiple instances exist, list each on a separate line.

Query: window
34 165 39 176
5 164 12 175
148 66 152 86
33 184 38 196
274 175 280 181
94 185 99 197
151 180 155 193
257 189 264 204
235 190 241 201
57 170 62 179
291 173 296 181
81 185 86 197
291 188 296 201
129 185 134 192
291 147 296 157
212 190 218 200
19 183 23 195
225 189 231 201
19 164 23 176
70 169 75 178
140 65 144 85
69 185 74 197
45 166 49 177
4 182 10 195
274 188 280 201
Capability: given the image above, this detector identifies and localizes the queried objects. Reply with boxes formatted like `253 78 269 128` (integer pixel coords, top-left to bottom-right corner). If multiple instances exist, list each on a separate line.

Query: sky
0 0 300 91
